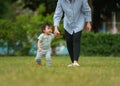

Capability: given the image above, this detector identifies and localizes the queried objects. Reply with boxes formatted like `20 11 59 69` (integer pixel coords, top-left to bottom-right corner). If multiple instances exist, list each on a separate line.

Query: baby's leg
35 51 43 65
45 49 52 66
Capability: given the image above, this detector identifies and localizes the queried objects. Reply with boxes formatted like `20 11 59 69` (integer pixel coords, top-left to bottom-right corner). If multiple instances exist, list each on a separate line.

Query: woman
53 0 92 67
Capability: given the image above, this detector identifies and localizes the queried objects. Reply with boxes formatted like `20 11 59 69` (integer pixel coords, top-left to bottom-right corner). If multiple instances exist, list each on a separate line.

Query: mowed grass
0 56 120 86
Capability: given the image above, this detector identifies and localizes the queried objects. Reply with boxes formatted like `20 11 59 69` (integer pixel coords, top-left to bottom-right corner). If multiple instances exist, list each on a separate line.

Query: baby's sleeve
38 34 43 41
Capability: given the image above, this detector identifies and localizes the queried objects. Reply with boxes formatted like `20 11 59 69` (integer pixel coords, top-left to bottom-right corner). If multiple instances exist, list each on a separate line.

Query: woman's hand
86 22 91 32
54 26 60 37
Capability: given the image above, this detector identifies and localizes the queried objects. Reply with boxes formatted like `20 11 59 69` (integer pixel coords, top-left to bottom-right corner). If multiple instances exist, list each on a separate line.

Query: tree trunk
92 9 101 32
110 12 118 34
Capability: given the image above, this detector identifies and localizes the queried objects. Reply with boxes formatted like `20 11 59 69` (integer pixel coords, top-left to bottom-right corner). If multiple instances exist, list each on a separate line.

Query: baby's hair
41 22 52 33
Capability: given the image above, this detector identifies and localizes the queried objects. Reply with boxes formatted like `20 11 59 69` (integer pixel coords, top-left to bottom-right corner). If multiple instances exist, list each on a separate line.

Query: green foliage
81 32 120 56
0 3 64 56
0 0 17 19
36 4 46 14
0 19 31 55
23 0 57 13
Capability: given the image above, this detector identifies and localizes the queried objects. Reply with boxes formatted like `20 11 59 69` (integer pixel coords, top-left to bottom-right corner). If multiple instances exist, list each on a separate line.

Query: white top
38 33 54 50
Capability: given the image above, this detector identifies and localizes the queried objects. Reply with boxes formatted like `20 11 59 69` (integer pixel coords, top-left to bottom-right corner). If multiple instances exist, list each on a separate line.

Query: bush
81 32 120 56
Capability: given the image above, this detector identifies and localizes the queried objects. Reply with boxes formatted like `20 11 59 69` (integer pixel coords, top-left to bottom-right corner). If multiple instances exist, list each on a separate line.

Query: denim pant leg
45 49 52 66
35 50 43 65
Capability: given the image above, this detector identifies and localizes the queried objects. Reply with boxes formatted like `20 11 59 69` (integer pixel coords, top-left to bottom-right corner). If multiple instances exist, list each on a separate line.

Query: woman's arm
53 0 63 37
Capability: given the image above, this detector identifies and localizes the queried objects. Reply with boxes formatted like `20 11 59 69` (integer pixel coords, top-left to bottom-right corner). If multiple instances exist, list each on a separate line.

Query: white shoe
73 62 80 66
68 63 80 67
67 63 73 67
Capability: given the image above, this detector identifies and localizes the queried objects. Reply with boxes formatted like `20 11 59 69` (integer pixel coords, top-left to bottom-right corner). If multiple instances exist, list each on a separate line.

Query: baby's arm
38 39 42 52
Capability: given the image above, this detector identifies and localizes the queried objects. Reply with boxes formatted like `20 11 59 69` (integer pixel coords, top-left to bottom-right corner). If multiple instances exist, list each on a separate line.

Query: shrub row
81 32 120 56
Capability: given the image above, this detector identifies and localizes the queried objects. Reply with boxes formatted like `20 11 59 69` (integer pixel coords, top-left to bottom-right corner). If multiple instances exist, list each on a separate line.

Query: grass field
0 56 120 86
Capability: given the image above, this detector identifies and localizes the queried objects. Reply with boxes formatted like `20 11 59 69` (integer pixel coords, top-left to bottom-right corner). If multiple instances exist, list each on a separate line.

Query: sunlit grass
0 56 120 86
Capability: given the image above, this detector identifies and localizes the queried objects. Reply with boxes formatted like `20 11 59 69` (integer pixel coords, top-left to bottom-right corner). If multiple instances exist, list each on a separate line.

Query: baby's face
44 26 52 35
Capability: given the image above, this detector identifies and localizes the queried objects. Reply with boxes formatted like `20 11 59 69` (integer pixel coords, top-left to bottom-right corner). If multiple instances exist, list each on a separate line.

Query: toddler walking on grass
35 23 54 66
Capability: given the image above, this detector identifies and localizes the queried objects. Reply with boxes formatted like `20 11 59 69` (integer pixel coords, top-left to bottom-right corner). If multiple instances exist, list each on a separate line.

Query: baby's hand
38 47 42 52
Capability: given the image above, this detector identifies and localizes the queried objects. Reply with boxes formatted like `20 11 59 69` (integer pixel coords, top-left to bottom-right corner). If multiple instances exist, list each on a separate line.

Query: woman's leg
64 30 74 63
73 31 82 61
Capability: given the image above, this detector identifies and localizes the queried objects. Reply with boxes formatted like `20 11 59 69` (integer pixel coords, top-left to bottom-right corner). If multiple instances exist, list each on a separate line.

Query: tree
23 0 57 14
0 0 17 19
92 0 120 32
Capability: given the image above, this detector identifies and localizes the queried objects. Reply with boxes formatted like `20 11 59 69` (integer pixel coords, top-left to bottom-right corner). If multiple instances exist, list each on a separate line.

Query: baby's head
41 23 53 35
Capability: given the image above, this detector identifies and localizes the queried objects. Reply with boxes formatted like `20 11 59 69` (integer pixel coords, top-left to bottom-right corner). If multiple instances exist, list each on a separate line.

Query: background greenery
81 32 120 56
0 0 120 56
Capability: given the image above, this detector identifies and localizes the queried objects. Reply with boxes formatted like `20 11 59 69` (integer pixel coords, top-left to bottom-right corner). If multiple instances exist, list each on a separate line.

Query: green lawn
0 56 120 86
